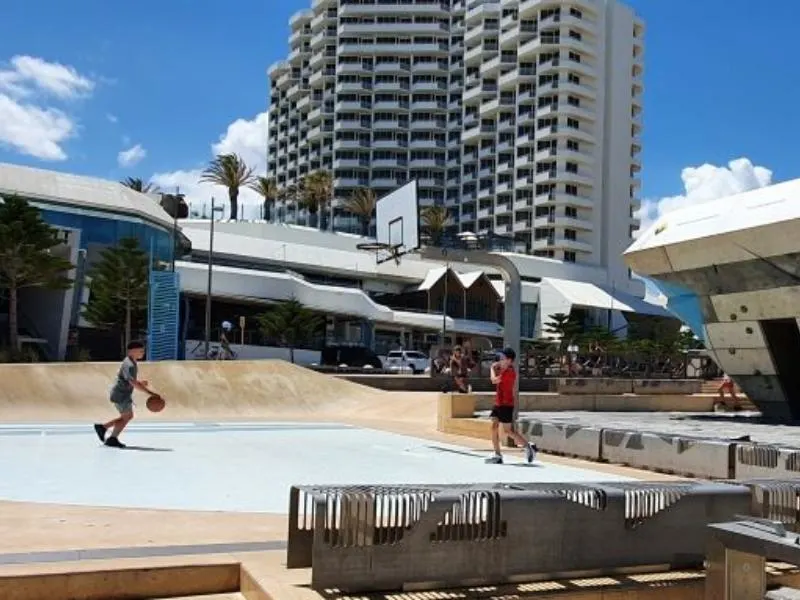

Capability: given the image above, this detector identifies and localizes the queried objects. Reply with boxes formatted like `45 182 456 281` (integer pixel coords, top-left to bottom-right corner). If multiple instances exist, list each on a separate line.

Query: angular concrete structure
624 179 800 421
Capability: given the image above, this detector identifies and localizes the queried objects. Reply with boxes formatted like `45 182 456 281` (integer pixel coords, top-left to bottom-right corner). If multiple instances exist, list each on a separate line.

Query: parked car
320 345 383 369
384 350 430 374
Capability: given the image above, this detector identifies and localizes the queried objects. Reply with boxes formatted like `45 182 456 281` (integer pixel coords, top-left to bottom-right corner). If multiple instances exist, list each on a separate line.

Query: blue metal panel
147 271 180 361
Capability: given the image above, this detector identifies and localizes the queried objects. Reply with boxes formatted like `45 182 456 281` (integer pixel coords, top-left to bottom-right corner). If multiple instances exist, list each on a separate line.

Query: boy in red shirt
485 347 537 464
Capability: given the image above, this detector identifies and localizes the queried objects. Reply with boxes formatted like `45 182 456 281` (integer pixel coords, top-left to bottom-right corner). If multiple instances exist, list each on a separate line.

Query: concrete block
632 379 702 395
292 481 751 593
555 377 600 394
436 393 476 428
518 419 603 461
734 444 800 480
601 429 735 479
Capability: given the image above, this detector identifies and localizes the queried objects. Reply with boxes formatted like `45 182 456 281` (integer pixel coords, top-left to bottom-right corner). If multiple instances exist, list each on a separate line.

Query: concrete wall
184 340 321 365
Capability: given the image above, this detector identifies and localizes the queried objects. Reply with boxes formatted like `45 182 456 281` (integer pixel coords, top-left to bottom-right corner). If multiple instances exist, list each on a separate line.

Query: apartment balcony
373 99 410 111
411 100 448 112
536 103 559 119
479 55 504 75
309 12 328 31
516 132 535 147
374 61 411 73
518 36 544 59
498 68 518 89
560 148 594 165
534 147 557 162
479 98 501 116
416 178 444 188
465 22 495 44
409 138 447 149
338 81 372 92
465 43 498 64
372 157 408 168
494 223 512 234
495 202 511 215
462 190 477 202
335 137 371 149
335 100 372 112
514 219 532 232
496 181 513 195
333 158 370 169
308 106 325 122
476 186 494 200
562 36 597 58
559 81 595 99
534 215 593 231
373 119 403 130
514 196 533 211
466 1 500 21
373 138 408 149
497 160 514 174
565 125 595 143
296 95 311 112
562 103 595 121
517 88 536 103
339 2 448 16
411 80 448 93
568 58 598 78
334 119 370 131
371 177 407 188
309 51 333 69
535 192 593 210
374 80 410 92
410 157 446 168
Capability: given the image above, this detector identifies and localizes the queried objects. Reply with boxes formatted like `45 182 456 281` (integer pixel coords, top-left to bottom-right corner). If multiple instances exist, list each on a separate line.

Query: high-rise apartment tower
267 0 643 289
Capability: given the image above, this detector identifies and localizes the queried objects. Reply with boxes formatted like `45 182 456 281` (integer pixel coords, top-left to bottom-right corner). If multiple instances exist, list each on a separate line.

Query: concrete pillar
705 539 766 600
361 320 375 350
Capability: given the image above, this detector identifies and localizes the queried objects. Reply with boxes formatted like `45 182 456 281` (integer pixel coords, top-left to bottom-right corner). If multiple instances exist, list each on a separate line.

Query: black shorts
490 405 514 424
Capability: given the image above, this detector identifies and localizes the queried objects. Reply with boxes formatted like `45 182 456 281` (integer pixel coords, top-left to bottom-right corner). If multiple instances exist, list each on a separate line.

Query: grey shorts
110 394 134 414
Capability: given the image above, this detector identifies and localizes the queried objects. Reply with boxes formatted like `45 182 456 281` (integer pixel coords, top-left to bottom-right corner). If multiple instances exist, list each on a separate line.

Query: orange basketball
146 394 166 413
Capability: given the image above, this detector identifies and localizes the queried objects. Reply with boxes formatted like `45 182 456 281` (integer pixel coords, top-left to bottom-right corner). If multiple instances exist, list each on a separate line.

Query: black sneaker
93 423 107 443
105 436 126 449
484 454 503 464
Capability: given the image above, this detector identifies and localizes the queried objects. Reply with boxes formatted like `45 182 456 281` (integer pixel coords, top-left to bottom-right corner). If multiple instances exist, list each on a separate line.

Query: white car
384 350 430 374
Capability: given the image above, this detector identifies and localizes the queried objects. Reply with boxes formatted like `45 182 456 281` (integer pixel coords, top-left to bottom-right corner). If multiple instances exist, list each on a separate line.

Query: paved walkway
0 421 634 514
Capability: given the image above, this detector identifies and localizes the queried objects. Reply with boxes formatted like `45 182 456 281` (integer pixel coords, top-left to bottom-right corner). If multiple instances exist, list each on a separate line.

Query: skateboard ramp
0 360 404 421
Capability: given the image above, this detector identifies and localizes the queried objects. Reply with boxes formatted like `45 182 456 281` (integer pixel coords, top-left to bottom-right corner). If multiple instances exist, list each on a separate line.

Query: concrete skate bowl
0 360 430 422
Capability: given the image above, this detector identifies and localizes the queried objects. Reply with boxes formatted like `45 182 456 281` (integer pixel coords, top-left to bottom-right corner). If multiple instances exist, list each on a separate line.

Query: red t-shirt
495 367 516 407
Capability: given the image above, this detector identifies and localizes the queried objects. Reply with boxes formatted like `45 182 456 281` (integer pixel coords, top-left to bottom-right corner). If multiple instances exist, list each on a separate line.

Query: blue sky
0 0 797 220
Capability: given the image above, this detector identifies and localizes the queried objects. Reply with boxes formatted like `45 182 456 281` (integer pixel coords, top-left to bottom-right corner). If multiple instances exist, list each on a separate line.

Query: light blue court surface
0 422 633 513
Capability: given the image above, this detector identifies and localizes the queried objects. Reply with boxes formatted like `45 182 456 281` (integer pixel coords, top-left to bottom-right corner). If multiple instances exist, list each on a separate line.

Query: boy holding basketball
485 347 537 464
93 340 156 448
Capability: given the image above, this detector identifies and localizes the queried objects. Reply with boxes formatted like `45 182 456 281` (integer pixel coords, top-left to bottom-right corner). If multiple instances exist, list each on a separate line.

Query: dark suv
320 345 383 369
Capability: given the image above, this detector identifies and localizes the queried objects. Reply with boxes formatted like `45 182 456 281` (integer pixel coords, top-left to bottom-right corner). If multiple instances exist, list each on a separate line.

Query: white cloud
636 157 773 235
0 55 94 161
106 113 118 123
117 143 146 168
1 55 94 100
151 111 268 220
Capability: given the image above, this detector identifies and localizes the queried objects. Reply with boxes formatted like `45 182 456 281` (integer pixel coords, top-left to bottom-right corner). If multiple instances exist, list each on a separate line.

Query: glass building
0 162 183 361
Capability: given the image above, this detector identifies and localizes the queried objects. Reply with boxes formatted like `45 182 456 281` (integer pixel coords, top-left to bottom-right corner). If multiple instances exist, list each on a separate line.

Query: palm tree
199 153 255 221
120 177 159 194
421 205 450 246
301 170 333 230
342 187 376 236
250 176 279 221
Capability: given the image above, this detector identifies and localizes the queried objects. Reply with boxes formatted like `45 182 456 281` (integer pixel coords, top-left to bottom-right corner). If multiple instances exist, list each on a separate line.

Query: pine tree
257 298 324 363
0 195 74 357
82 237 149 357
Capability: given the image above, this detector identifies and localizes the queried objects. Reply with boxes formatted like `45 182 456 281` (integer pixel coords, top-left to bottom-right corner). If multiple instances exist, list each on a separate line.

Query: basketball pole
419 248 522 448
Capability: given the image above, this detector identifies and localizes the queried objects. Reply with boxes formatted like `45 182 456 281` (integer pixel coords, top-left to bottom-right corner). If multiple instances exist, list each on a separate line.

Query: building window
564 229 576 240
565 206 577 218
567 95 580 107
565 162 578 173
567 139 579 151
569 7 582 18
564 251 576 262
569 30 582 41
565 184 578 196
567 73 580 84
566 117 580 129
568 51 581 62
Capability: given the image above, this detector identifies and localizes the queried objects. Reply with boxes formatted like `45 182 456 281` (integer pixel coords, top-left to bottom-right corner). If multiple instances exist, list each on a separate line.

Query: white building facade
267 0 644 294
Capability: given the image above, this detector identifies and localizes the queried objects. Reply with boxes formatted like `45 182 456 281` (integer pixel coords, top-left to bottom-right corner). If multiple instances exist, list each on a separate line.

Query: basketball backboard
374 180 420 264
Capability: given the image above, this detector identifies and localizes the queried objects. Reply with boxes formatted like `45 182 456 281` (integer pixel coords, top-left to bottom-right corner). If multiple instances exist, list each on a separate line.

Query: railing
518 351 720 380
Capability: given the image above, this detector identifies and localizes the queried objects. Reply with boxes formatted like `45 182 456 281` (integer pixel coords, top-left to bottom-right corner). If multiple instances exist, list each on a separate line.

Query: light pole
441 249 449 346
204 197 224 358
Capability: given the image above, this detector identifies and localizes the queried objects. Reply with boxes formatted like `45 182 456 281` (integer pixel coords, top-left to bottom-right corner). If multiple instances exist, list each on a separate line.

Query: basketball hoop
356 241 401 265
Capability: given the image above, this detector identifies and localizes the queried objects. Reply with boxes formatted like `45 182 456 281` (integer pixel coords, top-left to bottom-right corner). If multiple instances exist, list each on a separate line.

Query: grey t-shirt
110 356 138 400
